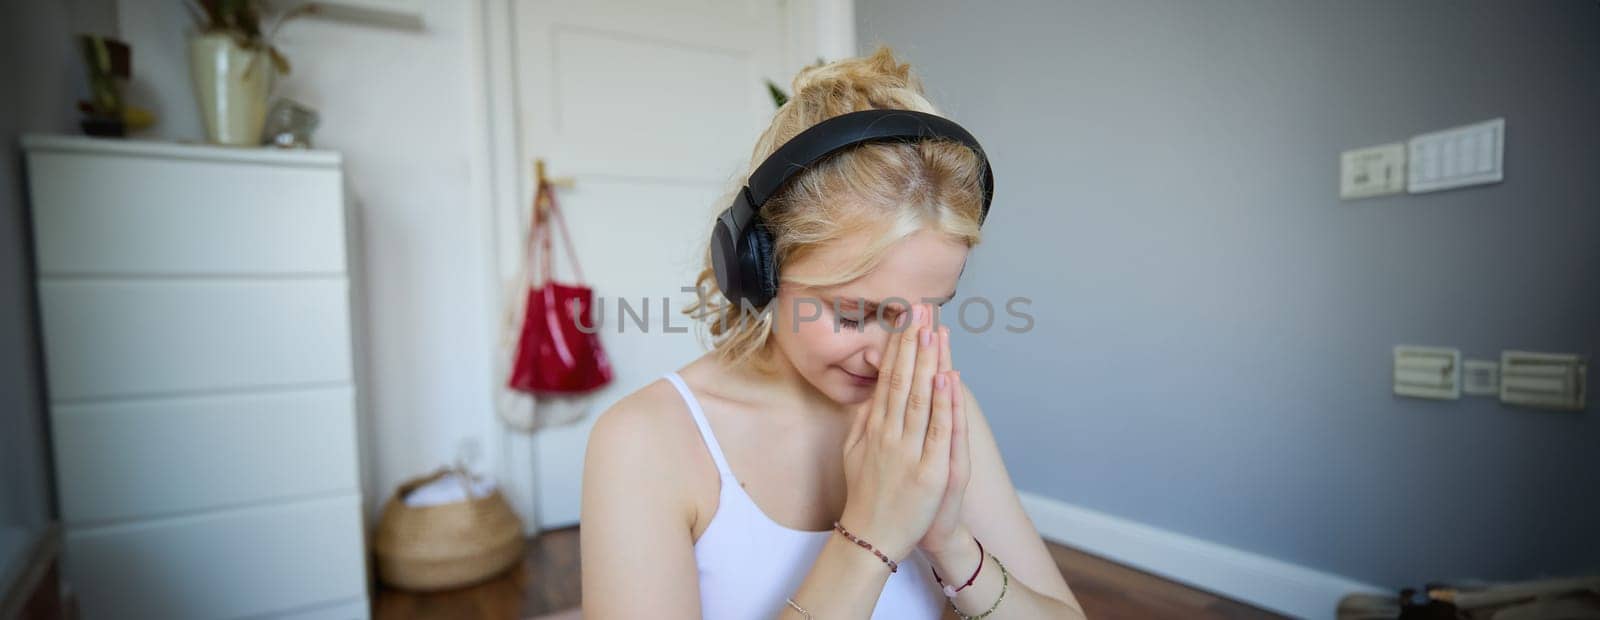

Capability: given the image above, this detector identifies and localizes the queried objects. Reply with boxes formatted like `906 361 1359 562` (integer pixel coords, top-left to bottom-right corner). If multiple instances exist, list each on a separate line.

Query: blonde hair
682 45 989 375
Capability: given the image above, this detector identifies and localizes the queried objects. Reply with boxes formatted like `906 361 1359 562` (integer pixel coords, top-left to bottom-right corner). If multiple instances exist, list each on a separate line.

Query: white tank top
662 371 947 619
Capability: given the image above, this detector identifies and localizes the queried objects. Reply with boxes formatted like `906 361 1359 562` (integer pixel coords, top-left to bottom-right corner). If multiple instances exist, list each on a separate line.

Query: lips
842 368 877 384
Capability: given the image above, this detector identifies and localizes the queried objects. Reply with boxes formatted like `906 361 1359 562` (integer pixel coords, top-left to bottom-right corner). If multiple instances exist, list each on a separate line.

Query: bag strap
532 179 586 285
521 182 549 288
520 181 553 287
500 183 543 357
518 176 588 290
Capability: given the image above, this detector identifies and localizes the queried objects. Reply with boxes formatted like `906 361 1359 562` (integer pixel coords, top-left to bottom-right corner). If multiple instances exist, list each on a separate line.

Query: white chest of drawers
21 135 371 620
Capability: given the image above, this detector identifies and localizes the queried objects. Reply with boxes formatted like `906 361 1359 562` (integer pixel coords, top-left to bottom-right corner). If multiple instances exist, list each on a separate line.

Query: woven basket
373 466 525 591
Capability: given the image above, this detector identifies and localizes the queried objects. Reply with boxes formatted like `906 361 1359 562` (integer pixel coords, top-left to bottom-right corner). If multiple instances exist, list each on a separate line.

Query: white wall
117 1 500 521
273 4 500 521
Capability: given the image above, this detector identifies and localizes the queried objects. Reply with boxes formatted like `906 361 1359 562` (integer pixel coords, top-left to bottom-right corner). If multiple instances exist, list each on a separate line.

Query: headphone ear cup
709 215 743 307
746 218 779 307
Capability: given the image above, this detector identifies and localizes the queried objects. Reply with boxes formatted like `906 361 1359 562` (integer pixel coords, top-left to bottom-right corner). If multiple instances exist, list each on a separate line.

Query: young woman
580 46 1086 619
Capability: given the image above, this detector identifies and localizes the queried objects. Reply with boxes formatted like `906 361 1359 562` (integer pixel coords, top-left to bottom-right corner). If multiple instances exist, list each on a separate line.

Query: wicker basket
373 466 525 591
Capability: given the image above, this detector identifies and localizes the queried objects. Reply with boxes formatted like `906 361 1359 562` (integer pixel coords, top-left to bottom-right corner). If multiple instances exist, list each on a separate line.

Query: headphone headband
710 108 995 310
746 109 995 221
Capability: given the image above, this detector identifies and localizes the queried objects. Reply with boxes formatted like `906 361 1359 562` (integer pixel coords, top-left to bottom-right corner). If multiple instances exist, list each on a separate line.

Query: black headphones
709 108 995 310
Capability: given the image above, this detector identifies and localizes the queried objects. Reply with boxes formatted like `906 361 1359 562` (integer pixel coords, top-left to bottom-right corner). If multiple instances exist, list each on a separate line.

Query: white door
486 0 852 531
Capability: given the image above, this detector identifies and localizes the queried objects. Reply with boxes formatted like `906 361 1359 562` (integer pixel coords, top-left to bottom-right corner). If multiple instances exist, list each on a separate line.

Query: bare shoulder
580 375 705 618
591 376 686 442
585 375 699 507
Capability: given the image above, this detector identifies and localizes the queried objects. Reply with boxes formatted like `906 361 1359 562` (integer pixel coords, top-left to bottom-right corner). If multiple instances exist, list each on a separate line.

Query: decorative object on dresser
262 97 322 149
75 35 157 137
21 134 370 620
184 0 316 146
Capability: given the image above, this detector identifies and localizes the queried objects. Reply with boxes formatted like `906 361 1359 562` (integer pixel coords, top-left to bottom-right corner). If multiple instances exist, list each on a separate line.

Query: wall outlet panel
1340 142 1407 199
1500 350 1587 411
1394 345 1461 400
1407 118 1504 194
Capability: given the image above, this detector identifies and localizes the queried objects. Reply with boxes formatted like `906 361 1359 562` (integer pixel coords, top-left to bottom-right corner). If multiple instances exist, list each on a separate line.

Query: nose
862 346 881 373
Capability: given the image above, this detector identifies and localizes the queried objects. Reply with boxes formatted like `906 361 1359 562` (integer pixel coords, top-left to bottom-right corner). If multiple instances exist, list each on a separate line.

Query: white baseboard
1019 492 1387 619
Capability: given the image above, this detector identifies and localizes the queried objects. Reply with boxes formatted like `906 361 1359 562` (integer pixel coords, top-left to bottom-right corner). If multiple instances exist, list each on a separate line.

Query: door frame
468 0 857 534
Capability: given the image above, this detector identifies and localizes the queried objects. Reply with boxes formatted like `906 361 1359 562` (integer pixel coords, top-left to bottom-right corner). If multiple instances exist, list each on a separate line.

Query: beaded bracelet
931 536 984 597
947 551 1009 620
784 596 813 619
832 520 898 573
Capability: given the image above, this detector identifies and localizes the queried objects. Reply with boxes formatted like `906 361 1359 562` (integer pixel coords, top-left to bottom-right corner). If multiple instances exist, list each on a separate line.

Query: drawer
64 494 368 620
26 150 346 275
39 279 354 401
53 386 360 524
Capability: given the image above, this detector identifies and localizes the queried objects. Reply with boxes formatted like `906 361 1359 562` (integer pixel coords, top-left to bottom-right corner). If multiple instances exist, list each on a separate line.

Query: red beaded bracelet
930 536 984 598
832 520 897 573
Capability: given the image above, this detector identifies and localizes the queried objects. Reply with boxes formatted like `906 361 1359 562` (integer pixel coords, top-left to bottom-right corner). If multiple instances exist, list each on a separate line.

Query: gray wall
0 0 118 589
858 0 1598 588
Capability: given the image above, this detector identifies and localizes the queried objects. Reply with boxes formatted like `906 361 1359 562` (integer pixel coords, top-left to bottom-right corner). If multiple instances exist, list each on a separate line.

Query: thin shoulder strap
663 371 735 480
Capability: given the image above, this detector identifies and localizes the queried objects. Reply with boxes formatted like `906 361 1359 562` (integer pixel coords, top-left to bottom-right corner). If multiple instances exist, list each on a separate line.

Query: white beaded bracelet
785 596 814 619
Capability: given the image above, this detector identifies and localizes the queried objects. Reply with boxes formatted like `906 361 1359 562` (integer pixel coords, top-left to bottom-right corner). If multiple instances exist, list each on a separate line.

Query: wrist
827 527 896 577
921 524 974 560
831 519 907 574
836 510 915 563
924 527 982 589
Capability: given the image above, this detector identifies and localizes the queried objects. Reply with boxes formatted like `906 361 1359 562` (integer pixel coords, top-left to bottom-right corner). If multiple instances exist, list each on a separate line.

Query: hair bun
789 45 925 101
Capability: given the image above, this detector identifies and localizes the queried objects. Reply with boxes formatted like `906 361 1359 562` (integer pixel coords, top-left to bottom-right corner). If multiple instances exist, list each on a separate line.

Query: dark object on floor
1399 586 1463 619
1340 576 1600 620
0 525 65 620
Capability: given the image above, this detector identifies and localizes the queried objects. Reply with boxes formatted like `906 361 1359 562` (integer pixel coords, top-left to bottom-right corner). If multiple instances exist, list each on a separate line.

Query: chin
843 391 873 406
828 385 872 406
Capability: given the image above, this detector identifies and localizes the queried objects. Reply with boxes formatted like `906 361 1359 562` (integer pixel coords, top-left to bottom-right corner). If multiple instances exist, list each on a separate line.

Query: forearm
779 532 898 619
922 534 1086 619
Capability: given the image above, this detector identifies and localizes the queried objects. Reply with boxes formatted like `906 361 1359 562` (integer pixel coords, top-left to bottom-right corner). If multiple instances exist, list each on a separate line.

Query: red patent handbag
506 178 613 395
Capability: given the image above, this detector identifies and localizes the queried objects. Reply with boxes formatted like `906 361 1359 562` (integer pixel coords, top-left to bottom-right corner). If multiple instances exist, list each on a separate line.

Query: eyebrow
831 288 958 314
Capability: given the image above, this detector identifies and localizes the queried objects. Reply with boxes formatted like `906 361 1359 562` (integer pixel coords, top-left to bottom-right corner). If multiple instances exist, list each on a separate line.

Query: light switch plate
1462 359 1500 396
1341 143 1407 199
1408 118 1504 193
1500 350 1587 411
1394 345 1461 400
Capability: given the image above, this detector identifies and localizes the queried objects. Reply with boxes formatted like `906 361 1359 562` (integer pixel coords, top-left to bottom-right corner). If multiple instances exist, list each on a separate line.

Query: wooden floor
373 526 1285 619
